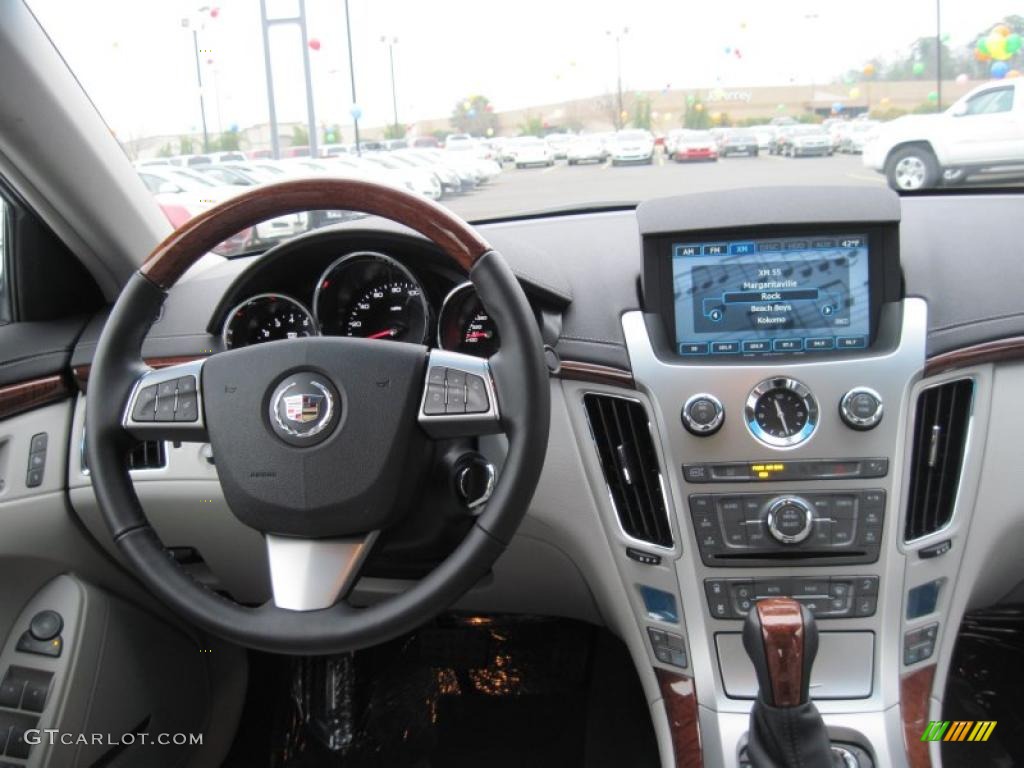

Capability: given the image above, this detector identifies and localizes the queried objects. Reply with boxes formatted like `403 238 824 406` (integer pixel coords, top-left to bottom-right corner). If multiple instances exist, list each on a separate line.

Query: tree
178 135 195 155
157 142 174 157
683 102 710 129
291 124 309 147
517 115 544 137
451 95 498 136
383 123 407 139
631 95 652 130
597 92 627 130
212 128 241 152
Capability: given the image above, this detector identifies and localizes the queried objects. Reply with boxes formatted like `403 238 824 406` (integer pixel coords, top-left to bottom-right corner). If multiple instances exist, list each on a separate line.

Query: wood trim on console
754 598 806 707
73 355 205 392
140 178 492 289
925 335 1024 377
655 668 703 767
900 664 936 768
0 375 72 421
557 360 635 389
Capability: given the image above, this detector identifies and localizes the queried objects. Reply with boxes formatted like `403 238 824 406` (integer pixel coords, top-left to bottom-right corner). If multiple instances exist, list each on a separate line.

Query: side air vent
904 379 973 542
127 440 167 471
82 435 167 474
583 394 673 547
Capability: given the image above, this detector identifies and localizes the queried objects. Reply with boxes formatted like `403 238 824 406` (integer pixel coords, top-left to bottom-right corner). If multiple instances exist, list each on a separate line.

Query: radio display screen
671 234 871 356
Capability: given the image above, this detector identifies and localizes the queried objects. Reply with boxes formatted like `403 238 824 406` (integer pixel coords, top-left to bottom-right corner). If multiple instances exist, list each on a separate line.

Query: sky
27 0 1021 141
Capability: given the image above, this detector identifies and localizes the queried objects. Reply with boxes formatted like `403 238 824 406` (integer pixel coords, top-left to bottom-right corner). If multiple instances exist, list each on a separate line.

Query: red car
671 130 719 162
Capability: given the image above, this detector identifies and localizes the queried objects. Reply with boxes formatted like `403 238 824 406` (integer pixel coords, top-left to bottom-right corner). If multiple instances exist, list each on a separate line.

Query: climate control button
766 496 814 544
681 393 724 436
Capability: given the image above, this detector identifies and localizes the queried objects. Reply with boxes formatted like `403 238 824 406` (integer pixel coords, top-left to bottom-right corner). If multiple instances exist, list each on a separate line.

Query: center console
598 187 927 766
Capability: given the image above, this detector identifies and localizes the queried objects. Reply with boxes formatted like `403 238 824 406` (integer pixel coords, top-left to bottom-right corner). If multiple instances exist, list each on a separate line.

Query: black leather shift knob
743 597 819 707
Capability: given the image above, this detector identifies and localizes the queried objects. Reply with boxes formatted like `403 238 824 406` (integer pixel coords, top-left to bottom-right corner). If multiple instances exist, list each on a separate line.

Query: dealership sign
704 89 753 104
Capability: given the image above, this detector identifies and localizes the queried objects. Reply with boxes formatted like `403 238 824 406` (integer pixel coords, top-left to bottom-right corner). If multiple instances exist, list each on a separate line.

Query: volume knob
681 393 725 436
766 497 814 544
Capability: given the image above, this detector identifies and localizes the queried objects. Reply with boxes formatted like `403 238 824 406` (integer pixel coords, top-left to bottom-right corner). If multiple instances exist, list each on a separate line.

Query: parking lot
442 152 885 221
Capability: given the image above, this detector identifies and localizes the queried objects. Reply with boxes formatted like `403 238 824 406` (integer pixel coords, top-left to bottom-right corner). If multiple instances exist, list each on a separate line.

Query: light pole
344 0 361 155
380 36 399 137
935 0 943 111
181 13 211 153
606 27 629 129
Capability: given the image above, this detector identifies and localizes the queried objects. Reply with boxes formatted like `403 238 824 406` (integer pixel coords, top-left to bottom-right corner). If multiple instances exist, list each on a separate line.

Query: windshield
27 1 1024 235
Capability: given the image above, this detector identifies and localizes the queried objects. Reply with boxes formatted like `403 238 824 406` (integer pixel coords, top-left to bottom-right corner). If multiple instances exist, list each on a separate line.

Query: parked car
670 130 718 162
211 151 247 163
383 139 408 151
508 137 554 168
363 154 443 200
748 125 776 152
411 136 441 148
780 125 832 157
393 149 463 194
566 136 605 165
545 133 572 160
609 129 655 165
444 133 475 151
838 121 880 154
409 148 478 190
863 79 1024 190
321 144 350 157
720 130 759 157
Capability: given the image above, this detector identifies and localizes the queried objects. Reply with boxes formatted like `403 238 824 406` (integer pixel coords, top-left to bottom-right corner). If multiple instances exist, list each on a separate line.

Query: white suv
863 80 1024 190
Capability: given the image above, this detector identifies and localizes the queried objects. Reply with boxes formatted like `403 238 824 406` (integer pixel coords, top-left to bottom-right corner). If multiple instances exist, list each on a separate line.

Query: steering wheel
85 179 550 654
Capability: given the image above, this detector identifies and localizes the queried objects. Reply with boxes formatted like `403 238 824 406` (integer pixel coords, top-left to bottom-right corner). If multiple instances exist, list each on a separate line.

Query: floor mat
223 616 658 768
942 606 1024 768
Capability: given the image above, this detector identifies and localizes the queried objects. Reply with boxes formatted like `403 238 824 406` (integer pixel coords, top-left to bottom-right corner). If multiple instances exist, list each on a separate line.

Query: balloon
991 61 1010 79
776 103 786 112
467 108 477 117
987 34 1009 60
912 61 925 76
686 94 696 104
485 127 494 136
1006 33 1022 54
992 24 1011 38
977 37 990 56
325 131 335 142
620 110 629 120
927 91 938 102
484 104 494 112
849 87 860 99
308 38 321 51
975 49 991 62
956 73 969 84
724 47 731 54
862 63 876 77
734 48 742 59
879 97 891 106
228 122 238 132
663 112 673 121
350 104 362 120
462 101 471 110
1008 70 1022 79
940 33 950 43
832 102 844 113
695 104 704 112
210 7 219 18
651 111 660 119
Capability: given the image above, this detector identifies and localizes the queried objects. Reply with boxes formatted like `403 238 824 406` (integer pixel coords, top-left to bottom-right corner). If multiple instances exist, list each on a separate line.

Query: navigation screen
672 234 871 356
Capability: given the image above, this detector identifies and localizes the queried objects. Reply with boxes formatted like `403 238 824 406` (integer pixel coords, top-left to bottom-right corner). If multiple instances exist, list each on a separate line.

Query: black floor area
942 606 1024 767
223 616 659 768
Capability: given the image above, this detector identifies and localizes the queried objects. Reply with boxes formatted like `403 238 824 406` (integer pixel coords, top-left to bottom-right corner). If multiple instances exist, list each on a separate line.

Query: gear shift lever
742 598 835 767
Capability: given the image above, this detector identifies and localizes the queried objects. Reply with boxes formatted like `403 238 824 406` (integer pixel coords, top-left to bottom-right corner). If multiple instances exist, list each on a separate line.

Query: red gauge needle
367 329 396 339
465 331 491 340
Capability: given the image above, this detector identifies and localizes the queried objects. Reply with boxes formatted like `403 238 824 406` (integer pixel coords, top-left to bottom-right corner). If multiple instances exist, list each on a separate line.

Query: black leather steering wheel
85 179 550 654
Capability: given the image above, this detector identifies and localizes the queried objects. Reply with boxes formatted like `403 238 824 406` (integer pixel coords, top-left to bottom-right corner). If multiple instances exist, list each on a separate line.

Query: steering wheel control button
29 611 63 641
132 384 158 421
176 375 197 393
174 392 199 421
466 374 489 413
424 383 446 414
766 497 813 544
269 373 340 447
681 393 724 436
840 387 884 430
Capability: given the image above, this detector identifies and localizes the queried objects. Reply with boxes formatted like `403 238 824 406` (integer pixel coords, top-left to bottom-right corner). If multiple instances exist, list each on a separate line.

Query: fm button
681 393 724 436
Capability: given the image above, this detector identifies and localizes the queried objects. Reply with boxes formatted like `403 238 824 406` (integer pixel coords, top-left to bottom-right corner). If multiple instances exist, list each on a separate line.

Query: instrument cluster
221 250 499 358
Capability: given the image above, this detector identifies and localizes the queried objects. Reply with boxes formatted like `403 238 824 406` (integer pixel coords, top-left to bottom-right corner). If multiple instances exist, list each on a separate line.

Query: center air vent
904 379 973 542
583 394 673 547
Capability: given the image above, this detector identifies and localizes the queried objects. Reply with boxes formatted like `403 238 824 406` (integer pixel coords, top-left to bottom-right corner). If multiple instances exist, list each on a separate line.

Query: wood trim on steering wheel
140 178 493 289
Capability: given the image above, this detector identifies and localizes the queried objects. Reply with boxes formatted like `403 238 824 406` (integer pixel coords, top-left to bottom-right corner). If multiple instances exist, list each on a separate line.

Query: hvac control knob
840 387 884 431
681 393 724 436
766 497 814 544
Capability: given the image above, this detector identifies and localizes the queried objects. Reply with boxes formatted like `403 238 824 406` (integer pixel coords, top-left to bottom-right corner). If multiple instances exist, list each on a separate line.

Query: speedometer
314 252 429 344
438 282 500 357
222 293 317 349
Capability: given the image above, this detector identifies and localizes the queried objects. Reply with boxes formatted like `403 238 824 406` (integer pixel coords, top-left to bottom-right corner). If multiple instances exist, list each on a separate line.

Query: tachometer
222 293 317 349
314 252 429 344
438 282 500 357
